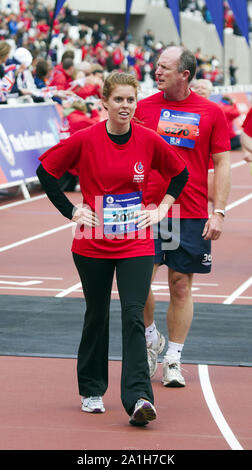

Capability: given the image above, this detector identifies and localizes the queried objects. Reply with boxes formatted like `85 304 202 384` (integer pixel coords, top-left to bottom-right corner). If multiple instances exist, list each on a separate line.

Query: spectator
65 99 100 135
34 58 49 88
229 59 238 86
71 64 104 100
217 96 241 150
191 78 213 99
49 57 75 91
6 46 38 98
0 40 19 103
112 43 124 69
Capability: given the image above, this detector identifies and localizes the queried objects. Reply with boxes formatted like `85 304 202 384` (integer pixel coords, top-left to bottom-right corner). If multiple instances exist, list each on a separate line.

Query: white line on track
223 276 252 305
55 282 82 298
0 194 46 210
198 364 243 450
0 287 64 292
0 275 63 280
0 222 74 253
230 160 246 169
0 280 42 286
226 192 252 212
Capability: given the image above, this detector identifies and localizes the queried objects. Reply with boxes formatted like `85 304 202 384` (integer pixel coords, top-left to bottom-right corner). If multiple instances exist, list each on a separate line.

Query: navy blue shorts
153 218 212 274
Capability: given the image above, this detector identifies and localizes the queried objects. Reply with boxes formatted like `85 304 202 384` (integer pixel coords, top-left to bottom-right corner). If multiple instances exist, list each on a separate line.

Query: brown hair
0 41 11 62
102 71 139 100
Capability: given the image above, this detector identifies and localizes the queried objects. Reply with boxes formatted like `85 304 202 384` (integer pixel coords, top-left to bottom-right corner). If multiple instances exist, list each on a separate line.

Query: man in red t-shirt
134 46 231 387
49 58 75 90
241 108 252 162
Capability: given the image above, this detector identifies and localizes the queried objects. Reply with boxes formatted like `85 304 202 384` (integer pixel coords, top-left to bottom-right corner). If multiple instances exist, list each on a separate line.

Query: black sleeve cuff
166 167 189 200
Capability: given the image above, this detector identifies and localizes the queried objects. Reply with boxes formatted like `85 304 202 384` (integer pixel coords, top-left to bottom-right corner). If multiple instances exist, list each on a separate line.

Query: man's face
155 48 184 93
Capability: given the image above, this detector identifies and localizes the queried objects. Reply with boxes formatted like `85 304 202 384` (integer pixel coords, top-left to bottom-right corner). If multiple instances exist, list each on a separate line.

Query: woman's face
103 84 137 130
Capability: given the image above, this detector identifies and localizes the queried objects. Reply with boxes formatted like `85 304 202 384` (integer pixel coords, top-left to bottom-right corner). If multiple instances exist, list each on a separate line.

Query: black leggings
72 253 154 416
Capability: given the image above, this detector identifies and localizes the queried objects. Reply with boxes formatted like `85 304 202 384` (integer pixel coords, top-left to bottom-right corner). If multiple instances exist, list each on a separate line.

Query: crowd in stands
0 1 247 135
179 0 252 35
1 0 242 105
0 0 248 192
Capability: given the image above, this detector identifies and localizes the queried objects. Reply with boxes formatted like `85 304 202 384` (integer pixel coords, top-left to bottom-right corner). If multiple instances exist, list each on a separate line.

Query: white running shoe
81 396 105 413
146 330 165 378
162 356 186 387
129 399 157 426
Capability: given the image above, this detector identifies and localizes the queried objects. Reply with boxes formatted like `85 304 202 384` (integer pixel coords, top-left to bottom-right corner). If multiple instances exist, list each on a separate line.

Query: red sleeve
210 106 231 153
242 108 252 137
49 71 67 91
39 130 85 178
73 84 102 99
222 104 240 121
68 110 100 134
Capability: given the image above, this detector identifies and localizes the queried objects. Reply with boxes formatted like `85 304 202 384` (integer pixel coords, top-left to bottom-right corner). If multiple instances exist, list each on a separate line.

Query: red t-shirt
39 121 185 259
49 64 72 91
242 108 252 137
67 109 100 134
217 101 240 139
134 90 230 218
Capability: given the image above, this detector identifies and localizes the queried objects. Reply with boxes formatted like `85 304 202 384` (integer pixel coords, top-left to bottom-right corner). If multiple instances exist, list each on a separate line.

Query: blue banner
0 104 61 185
165 0 181 38
205 0 224 45
125 0 133 32
54 0 66 20
228 0 250 46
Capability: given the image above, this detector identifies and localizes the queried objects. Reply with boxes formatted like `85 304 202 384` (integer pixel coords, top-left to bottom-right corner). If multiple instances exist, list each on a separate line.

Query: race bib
157 109 200 148
103 191 142 235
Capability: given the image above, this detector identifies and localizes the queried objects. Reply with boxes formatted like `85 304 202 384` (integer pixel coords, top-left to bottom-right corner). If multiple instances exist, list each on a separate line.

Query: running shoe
146 330 165 378
129 399 157 426
81 396 105 413
162 357 186 387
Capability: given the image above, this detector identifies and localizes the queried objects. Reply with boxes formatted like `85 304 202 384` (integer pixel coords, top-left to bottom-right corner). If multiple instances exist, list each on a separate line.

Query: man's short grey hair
177 47 197 82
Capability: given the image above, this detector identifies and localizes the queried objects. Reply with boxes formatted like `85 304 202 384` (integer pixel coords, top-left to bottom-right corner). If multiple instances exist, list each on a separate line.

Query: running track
0 150 251 451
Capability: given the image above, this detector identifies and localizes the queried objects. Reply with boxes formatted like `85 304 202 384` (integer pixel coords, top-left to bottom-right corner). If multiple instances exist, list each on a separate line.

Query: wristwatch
214 209 225 217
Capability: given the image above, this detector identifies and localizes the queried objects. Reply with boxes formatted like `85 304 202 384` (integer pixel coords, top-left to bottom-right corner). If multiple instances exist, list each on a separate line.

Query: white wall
68 0 148 15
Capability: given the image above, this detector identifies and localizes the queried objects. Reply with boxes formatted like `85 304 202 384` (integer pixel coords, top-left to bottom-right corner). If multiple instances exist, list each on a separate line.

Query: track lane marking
0 275 63 280
0 222 74 253
0 194 47 210
55 282 82 298
198 364 243 450
223 276 252 305
226 193 252 212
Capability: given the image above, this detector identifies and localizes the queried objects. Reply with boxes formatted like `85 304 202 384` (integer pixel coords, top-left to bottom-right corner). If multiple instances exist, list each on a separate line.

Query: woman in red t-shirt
36 72 188 426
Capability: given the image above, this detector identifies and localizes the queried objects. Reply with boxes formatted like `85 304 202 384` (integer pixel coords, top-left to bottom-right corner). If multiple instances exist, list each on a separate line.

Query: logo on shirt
163 110 171 119
133 162 144 182
106 196 114 204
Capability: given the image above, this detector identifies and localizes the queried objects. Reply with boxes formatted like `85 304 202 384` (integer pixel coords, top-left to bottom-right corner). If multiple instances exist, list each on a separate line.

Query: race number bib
157 109 200 149
103 191 142 235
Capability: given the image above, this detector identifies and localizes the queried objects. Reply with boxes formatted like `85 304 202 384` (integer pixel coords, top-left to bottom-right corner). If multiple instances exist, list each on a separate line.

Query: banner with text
0 103 61 185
